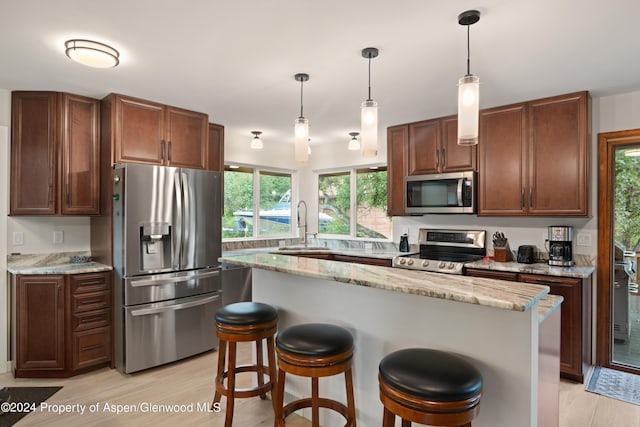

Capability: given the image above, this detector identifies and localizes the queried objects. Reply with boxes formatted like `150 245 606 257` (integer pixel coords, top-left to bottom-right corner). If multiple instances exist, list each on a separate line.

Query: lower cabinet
13 271 112 378
464 268 591 382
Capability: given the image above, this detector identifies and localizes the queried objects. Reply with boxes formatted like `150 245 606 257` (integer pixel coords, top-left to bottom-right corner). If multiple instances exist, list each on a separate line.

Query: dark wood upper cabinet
107 94 208 169
478 102 528 215
10 91 100 216
478 91 590 217
408 119 440 175
527 92 590 216
386 125 408 216
61 93 100 215
207 123 225 172
440 115 477 172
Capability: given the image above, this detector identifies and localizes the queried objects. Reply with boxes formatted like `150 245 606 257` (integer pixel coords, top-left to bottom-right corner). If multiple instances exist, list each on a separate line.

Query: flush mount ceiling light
348 132 361 151
294 73 310 163
64 39 119 68
250 131 263 150
457 10 481 145
361 47 379 157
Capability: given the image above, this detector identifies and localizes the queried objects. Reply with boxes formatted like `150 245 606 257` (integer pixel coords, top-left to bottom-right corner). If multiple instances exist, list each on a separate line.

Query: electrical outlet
12 232 24 246
577 232 592 247
53 230 64 244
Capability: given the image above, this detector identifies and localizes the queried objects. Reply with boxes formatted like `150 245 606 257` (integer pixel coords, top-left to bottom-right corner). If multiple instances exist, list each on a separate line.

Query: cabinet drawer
72 327 111 370
72 291 111 313
70 272 111 294
72 309 111 331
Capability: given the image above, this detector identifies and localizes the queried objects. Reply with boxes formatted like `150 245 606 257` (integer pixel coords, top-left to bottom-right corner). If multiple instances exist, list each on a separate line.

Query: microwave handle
457 178 464 206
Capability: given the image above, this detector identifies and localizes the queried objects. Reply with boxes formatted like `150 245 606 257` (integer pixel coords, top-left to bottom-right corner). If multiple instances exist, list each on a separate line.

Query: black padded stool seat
215 301 278 326
273 323 356 427
378 348 483 427
212 302 278 427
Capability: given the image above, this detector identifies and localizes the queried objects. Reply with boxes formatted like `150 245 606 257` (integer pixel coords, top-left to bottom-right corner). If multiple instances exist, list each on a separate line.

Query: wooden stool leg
224 341 237 427
344 367 356 426
382 407 395 427
311 376 320 427
274 369 286 427
256 338 266 399
457 424 472 427
212 339 227 408
401 420 411 427
266 335 278 410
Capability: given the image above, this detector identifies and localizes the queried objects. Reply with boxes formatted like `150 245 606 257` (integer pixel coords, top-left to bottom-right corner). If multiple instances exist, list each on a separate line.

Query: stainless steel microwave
405 171 476 214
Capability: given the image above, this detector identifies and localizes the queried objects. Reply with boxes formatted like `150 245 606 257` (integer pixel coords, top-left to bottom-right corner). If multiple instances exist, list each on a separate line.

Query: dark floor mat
0 387 62 426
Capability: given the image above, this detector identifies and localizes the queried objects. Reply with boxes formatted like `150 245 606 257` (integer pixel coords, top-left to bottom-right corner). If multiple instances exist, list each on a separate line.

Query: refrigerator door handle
173 171 184 269
181 171 190 270
129 269 220 288
130 294 220 316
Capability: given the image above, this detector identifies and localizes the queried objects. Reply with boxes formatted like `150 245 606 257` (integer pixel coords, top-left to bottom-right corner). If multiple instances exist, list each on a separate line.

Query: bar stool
212 302 278 427
273 323 356 427
378 348 482 427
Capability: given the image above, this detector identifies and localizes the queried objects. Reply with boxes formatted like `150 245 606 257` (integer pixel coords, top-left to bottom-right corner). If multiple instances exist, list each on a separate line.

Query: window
318 167 391 239
223 166 292 239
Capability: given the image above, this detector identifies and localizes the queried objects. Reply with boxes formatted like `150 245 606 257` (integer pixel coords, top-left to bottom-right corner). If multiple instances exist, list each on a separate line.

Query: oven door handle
456 178 464 207
129 269 220 288
130 294 220 316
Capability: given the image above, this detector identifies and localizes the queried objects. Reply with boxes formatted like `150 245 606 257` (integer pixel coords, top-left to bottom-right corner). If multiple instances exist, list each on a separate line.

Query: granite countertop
538 294 563 323
463 259 595 279
7 252 112 275
219 252 551 313
223 246 416 260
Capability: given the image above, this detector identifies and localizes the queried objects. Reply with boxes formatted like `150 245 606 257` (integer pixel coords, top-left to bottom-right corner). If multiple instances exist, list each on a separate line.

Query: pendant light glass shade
294 117 309 162
457 10 481 146
250 131 263 149
457 75 479 145
361 100 378 156
348 132 360 151
65 39 119 68
361 47 379 157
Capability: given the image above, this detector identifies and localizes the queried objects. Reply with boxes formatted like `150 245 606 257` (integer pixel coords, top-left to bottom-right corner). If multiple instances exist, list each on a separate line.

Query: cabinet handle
168 141 172 161
435 149 439 167
441 148 446 168
529 187 533 208
521 189 525 209
49 184 53 204
81 344 104 352
80 298 105 305
161 140 166 161
66 183 70 206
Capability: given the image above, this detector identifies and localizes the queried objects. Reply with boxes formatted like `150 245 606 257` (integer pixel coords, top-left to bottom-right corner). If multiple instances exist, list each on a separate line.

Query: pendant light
65 39 120 68
348 132 360 151
250 131 263 149
361 47 379 157
457 10 481 145
294 73 310 163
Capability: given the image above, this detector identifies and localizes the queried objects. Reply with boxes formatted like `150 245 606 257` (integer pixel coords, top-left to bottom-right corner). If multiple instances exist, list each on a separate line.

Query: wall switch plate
12 231 24 246
53 230 64 244
576 232 592 247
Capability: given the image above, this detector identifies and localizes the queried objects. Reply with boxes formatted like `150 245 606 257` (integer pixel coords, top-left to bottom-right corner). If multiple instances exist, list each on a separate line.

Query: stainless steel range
392 229 486 275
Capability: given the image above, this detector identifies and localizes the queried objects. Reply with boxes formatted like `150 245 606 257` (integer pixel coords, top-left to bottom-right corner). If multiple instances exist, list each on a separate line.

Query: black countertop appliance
517 245 537 264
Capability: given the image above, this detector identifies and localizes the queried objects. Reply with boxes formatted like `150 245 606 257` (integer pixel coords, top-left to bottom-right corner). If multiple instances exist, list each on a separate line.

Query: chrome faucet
296 200 308 247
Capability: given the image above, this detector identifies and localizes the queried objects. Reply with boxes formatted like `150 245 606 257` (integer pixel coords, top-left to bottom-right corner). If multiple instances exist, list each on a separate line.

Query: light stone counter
219 252 549 312
7 252 112 275
464 259 595 279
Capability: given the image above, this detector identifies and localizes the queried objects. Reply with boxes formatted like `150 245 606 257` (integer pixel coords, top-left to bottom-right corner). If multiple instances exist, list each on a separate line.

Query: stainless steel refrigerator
112 163 222 373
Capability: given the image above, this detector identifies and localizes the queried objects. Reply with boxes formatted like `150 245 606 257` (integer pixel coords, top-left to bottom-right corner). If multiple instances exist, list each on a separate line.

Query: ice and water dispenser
140 222 172 270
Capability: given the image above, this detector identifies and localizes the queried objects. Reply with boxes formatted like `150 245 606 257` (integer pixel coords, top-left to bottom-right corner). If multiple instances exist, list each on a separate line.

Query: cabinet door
10 91 58 215
114 95 165 165
478 103 528 215
464 268 519 281
207 123 224 172
387 125 408 216
519 274 583 381
72 326 112 370
528 92 589 216
165 106 208 169
15 275 65 372
61 94 100 215
441 115 476 172
408 119 440 175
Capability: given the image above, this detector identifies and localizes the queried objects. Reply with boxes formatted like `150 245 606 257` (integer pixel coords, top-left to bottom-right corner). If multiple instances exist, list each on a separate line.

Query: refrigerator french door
112 163 222 373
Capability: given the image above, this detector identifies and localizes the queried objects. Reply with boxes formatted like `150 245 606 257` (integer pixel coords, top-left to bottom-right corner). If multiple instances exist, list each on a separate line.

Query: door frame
596 128 640 373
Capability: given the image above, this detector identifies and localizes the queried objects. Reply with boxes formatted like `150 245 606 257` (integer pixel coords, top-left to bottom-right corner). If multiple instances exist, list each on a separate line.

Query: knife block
494 243 512 262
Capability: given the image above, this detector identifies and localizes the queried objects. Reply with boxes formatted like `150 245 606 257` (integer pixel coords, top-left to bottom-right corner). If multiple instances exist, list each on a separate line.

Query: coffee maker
547 226 573 267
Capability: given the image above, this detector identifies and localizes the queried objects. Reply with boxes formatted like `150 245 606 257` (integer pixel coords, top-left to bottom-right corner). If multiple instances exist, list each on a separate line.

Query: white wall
1 89 11 372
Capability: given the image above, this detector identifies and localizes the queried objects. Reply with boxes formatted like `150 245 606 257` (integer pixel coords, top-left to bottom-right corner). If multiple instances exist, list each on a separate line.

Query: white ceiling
2 0 640 151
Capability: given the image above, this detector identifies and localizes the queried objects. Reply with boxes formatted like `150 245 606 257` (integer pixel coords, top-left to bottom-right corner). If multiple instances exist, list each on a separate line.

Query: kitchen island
219 252 562 427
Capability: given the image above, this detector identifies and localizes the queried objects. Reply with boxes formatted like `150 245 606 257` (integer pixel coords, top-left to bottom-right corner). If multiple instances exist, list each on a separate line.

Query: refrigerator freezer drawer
121 291 221 373
124 267 220 306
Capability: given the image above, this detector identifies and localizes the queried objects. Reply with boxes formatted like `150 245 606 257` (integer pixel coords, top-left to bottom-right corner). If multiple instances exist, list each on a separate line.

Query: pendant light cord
466 24 471 76
299 79 304 119
367 54 372 101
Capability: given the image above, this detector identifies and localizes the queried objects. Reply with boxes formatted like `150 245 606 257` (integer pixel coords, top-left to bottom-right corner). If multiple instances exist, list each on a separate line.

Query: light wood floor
2 343 640 426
